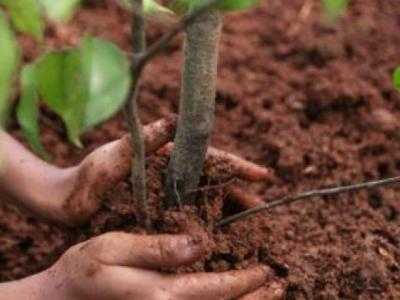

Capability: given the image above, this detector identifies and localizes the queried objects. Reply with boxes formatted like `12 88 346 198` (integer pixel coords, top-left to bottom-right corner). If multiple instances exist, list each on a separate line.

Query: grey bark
166 9 223 205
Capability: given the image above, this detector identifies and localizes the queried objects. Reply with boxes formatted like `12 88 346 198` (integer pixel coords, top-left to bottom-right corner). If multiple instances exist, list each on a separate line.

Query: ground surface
1 0 400 298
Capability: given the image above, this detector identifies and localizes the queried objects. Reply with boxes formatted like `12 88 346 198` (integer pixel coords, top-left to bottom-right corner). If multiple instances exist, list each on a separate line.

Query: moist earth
1 0 400 298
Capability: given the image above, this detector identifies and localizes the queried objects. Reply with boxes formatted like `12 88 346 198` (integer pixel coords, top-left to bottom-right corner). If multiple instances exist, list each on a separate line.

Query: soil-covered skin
1 0 400 298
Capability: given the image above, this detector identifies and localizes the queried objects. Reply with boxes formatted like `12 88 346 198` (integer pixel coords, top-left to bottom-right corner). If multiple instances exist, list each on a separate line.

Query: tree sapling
166 0 260 206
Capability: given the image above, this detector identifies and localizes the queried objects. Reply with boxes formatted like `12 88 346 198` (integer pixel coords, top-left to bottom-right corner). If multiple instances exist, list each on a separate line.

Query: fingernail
187 236 203 251
184 236 205 255
187 235 202 246
260 265 272 276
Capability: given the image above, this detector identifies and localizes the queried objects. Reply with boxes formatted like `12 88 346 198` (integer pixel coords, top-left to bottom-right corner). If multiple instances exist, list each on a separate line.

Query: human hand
0 233 281 300
0 114 274 227
0 116 177 226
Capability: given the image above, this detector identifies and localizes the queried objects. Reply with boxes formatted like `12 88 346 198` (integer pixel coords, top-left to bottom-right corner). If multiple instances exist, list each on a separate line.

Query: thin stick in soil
124 0 148 227
216 176 400 227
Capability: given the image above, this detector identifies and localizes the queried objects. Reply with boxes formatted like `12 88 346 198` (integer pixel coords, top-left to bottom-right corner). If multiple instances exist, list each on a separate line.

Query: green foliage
35 49 86 146
0 11 19 126
170 0 259 14
118 0 174 22
0 0 131 153
322 0 348 21
216 0 260 11
16 37 130 152
80 37 130 130
17 64 49 158
144 0 174 15
38 0 81 22
393 66 400 91
1 0 44 40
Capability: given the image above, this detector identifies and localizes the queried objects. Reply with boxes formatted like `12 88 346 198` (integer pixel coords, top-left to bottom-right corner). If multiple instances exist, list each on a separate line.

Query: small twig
216 176 400 227
124 0 148 228
186 178 237 194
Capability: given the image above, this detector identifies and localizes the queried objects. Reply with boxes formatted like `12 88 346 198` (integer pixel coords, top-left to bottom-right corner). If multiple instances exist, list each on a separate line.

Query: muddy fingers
205 147 276 183
143 115 178 153
158 143 275 183
77 116 178 189
61 116 177 226
238 281 285 300
0 116 176 227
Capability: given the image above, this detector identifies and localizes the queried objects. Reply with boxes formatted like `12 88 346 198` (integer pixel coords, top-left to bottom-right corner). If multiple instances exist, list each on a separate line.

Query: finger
143 114 177 153
228 186 265 208
83 265 168 300
238 282 284 300
158 143 275 183
86 232 204 269
78 116 177 184
169 266 270 300
206 147 275 182
63 117 177 226
82 115 178 180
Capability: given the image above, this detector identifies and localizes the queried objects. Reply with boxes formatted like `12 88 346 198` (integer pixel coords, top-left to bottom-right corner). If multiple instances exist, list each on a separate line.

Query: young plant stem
122 0 227 218
124 0 148 227
166 9 223 206
138 0 223 68
216 176 400 227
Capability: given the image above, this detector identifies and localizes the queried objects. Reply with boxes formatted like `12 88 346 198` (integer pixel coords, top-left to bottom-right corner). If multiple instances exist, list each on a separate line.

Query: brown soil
1 0 400 298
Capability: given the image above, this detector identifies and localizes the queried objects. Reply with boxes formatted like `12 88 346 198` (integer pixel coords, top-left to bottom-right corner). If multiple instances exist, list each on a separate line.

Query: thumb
85 232 204 270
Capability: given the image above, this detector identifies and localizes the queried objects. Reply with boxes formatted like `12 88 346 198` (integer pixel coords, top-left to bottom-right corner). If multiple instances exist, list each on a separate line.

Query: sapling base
159 142 274 183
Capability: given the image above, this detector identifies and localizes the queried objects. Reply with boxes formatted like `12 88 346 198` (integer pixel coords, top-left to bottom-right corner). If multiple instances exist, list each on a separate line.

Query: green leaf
170 0 203 14
118 0 175 23
35 50 86 146
17 64 49 158
80 37 130 130
216 0 260 11
322 0 348 21
117 0 132 9
1 0 44 40
0 11 19 126
393 66 400 91
38 0 81 22
32 37 129 146
170 0 259 14
144 0 174 15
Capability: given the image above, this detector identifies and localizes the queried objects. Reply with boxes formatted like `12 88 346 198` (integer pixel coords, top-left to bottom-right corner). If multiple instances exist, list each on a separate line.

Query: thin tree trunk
166 9 222 205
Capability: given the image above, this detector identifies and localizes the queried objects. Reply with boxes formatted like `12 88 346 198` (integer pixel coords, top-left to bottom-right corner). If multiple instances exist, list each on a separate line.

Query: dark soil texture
1 0 400 298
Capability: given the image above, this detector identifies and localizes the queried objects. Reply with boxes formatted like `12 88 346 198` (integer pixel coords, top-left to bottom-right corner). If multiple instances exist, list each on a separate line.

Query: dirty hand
0 117 177 226
0 233 271 300
0 115 273 227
